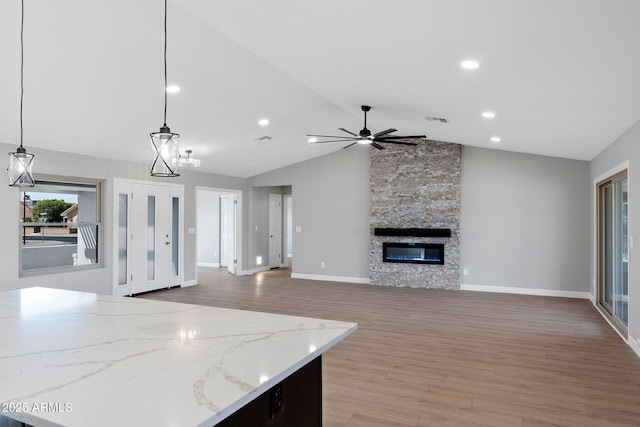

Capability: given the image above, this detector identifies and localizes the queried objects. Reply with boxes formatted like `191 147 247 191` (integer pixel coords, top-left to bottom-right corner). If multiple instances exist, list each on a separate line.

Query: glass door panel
613 178 628 326
117 193 128 286
171 197 179 277
147 195 156 281
598 172 628 333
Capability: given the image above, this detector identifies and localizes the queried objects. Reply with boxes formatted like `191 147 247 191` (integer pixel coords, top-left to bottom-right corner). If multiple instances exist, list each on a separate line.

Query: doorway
114 179 183 296
196 187 242 276
597 169 628 335
269 194 282 269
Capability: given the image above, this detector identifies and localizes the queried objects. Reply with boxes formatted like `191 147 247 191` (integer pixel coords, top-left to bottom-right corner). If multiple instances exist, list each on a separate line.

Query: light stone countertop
0 287 357 427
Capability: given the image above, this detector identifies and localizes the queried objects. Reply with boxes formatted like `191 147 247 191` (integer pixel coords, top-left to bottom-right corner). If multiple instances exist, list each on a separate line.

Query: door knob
165 241 171 245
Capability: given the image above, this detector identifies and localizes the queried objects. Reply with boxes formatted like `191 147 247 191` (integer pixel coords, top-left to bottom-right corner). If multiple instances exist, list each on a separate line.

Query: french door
115 180 183 296
597 170 628 333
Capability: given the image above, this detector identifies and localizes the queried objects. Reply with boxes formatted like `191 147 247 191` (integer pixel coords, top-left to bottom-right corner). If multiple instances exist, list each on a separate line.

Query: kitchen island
0 287 356 426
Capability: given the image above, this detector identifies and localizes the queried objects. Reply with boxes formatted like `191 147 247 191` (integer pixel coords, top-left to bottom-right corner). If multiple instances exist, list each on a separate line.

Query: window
19 176 103 275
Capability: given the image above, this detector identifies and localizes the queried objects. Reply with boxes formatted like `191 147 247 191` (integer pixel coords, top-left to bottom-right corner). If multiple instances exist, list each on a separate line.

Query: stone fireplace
369 140 461 289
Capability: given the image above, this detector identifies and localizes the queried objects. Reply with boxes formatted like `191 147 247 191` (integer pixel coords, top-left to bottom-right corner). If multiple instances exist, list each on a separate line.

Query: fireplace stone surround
369 140 461 289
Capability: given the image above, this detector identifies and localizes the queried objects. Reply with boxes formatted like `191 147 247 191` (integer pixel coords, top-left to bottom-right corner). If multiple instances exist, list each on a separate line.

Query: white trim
460 283 591 299
180 279 197 287
291 273 370 284
198 262 220 268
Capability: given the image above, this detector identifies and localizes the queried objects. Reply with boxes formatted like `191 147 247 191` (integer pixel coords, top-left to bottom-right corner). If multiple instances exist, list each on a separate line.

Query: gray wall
590 117 640 350
1 138 594 301
0 142 246 295
248 148 371 280
461 147 590 291
249 144 590 290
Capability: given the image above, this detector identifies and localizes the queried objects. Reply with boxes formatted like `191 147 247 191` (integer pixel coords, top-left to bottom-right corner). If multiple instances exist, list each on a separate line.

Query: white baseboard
460 283 591 299
198 262 220 268
291 273 370 284
181 279 197 287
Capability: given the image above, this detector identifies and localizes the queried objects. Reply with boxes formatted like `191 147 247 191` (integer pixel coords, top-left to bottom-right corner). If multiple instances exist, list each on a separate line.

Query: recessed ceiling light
482 111 495 119
258 119 269 126
491 137 501 143
308 137 317 143
166 85 180 93
461 60 479 69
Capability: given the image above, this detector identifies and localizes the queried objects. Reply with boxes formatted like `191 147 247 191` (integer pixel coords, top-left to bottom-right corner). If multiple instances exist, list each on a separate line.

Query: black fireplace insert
382 242 444 265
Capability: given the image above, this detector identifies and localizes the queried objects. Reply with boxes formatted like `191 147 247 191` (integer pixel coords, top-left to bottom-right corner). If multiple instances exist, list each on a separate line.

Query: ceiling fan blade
310 138 358 143
341 142 358 149
371 142 386 150
379 140 417 146
338 128 359 137
307 134 353 138
373 128 397 138
377 134 427 140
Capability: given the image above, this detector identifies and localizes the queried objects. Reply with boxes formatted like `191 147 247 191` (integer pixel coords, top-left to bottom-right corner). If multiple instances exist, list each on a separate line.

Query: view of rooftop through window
19 179 101 274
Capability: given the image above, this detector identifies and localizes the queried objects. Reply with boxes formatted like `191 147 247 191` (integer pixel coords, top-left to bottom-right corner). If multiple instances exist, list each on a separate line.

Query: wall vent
254 135 273 142
425 116 449 123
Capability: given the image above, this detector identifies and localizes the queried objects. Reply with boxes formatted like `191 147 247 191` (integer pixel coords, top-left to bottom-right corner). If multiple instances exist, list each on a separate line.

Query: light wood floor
140 267 640 426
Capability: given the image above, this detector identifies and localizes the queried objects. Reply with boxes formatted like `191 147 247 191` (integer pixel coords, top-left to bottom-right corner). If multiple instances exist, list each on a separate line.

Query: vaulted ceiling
1 0 639 178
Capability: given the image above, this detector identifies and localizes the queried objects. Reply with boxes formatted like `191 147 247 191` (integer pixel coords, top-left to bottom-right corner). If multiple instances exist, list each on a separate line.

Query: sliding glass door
598 171 628 332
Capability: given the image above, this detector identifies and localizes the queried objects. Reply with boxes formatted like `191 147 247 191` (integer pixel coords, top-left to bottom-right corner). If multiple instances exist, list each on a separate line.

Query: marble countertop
0 287 357 427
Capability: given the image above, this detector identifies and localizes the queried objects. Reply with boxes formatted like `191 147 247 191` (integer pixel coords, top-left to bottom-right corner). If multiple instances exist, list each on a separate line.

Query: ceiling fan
307 105 427 150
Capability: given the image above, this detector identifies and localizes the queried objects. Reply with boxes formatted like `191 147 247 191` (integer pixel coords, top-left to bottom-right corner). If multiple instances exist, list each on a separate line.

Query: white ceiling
1 0 640 178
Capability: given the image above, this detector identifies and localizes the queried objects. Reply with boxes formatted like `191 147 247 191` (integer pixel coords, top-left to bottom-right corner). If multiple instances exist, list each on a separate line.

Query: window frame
19 174 104 277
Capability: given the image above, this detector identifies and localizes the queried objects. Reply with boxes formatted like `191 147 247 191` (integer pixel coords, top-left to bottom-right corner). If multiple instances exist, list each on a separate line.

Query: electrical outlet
269 383 284 419
463 268 469 276
320 261 325 268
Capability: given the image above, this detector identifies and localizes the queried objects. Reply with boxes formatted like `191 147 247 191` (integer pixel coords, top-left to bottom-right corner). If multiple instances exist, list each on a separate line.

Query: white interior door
269 194 282 269
227 193 237 275
220 196 229 268
115 181 181 296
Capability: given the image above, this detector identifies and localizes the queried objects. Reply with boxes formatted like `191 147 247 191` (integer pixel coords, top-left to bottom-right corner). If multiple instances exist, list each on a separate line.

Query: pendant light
178 149 200 168
8 0 35 187
150 0 180 177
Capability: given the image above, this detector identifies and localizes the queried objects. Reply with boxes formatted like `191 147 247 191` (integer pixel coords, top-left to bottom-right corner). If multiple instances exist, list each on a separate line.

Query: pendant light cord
163 0 168 127
20 0 24 148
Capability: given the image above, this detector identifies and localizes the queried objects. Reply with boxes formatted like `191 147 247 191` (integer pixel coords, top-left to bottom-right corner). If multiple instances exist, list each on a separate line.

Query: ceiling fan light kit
307 105 427 150
178 149 201 168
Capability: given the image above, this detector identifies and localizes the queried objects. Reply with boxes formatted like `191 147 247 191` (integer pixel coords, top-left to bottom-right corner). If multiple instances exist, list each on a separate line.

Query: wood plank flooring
139 267 640 426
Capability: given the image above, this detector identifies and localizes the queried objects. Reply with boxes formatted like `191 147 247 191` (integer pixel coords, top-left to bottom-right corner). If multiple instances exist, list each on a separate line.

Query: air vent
425 116 449 123
254 136 273 142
